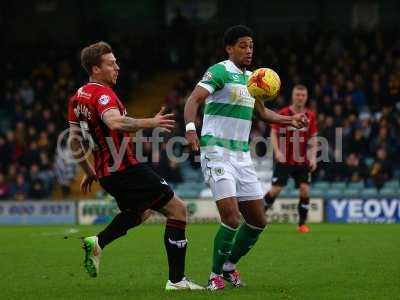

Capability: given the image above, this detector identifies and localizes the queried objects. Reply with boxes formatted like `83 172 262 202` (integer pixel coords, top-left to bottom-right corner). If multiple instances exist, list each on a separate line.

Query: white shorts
201 153 263 201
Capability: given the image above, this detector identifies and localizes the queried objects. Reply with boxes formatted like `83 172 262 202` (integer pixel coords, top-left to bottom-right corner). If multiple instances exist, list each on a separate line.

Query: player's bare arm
308 134 318 172
270 129 286 163
254 99 308 129
68 123 97 194
102 106 175 133
184 85 209 151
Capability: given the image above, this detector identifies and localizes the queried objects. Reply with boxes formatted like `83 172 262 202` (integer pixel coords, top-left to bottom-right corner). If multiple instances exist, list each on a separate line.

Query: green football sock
228 223 264 264
212 223 237 274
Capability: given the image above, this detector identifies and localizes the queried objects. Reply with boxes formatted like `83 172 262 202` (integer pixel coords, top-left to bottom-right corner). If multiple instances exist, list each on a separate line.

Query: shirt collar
227 59 246 74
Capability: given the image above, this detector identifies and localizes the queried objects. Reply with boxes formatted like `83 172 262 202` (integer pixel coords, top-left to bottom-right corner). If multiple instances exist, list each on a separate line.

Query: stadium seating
348 182 365 189
325 189 344 198
313 182 330 190
1 29 399 201
330 182 347 190
343 188 361 197
379 187 398 197
310 188 325 198
361 188 379 197
384 180 400 189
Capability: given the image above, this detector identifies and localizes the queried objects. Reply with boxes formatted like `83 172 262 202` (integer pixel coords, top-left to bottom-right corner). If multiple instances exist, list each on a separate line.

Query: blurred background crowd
0 0 399 200
162 29 400 192
0 41 155 200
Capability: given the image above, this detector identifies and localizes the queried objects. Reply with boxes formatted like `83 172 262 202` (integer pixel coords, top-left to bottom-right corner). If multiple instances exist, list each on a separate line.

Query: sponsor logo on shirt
230 86 254 105
77 87 92 99
232 74 240 81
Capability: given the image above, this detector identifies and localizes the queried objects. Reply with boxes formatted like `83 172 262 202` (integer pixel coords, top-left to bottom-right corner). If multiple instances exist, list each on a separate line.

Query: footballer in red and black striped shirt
264 85 318 233
68 41 203 290
68 82 138 178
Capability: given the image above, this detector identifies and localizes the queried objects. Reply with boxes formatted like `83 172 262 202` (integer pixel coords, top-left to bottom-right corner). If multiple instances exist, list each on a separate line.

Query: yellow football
247 68 281 101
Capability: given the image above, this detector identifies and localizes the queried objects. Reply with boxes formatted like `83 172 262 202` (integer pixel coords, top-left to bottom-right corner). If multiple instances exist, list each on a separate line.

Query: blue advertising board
0 201 76 224
326 198 400 223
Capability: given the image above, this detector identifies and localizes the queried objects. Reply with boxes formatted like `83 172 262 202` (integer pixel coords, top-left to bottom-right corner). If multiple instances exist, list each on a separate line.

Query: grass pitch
1 224 399 300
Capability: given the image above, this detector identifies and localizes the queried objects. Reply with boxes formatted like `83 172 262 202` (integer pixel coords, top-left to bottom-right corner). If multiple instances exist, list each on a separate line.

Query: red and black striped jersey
271 106 318 166
68 82 138 178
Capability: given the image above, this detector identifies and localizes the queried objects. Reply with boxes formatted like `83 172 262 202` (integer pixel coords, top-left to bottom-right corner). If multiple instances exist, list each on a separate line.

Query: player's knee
220 210 240 229
258 215 268 228
165 196 187 221
299 184 309 198
176 198 187 220
248 217 267 229
269 186 282 197
141 209 152 222
223 217 240 229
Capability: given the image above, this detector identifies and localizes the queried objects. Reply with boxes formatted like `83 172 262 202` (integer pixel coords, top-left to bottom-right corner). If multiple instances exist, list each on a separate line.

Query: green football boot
82 236 102 278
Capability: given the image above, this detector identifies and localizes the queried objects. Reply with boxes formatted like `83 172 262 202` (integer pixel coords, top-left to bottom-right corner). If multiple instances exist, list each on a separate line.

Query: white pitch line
32 228 80 237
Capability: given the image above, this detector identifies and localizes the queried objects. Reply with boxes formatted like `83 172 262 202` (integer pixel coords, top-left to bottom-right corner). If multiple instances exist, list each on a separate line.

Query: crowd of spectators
0 38 153 200
0 48 80 200
162 29 400 188
1 29 399 200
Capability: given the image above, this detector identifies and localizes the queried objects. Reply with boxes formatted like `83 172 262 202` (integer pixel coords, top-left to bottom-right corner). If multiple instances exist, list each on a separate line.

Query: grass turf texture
1 224 399 300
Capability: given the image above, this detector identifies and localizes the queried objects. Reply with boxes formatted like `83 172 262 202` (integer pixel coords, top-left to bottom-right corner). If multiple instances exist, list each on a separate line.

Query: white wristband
185 122 196 132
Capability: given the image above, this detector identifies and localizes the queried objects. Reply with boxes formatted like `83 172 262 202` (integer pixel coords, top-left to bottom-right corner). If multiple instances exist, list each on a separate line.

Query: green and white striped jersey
197 60 254 159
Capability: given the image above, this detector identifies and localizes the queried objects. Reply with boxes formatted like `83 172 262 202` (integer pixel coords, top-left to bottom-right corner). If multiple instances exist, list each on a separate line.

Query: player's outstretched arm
102 107 175 133
184 86 209 151
254 99 308 129
68 124 97 194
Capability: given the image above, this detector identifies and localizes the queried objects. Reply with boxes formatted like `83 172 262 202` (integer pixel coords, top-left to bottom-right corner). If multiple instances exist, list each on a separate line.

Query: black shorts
272 163 311 188
99 163 174 215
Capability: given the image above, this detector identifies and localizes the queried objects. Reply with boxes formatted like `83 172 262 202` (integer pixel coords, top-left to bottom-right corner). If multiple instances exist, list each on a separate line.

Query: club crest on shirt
202 71 212 82
214 167 225 176
98 94 110 105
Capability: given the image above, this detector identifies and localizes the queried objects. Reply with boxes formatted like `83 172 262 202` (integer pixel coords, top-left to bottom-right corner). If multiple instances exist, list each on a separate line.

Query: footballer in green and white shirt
184 25 307 291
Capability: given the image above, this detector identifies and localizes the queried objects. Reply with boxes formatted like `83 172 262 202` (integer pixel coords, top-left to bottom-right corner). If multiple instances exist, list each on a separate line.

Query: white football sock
210 272 221 279
222 261 236 272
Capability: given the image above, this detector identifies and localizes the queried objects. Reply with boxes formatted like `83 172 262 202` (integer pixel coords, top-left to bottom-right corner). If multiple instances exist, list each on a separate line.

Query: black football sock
264 192 276 211
298 197 310 226
97 211 141 249
164 219 187 283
